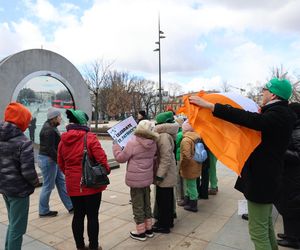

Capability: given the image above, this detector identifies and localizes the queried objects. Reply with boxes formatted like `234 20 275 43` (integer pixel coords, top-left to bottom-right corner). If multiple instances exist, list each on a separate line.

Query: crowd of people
0 77 300 250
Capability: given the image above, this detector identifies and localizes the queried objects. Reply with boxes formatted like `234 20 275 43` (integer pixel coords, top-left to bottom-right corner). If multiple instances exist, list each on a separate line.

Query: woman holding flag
188 78 296 250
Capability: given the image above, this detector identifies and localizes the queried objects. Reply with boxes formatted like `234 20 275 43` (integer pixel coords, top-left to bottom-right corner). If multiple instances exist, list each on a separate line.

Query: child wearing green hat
152 111 179 233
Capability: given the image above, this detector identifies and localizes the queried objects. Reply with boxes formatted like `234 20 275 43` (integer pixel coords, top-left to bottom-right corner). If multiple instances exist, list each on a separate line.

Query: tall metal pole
154 13 165 113
158 16 162 113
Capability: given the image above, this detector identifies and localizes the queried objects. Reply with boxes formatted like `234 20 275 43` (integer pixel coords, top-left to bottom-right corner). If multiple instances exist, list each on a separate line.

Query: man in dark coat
189 78 296 250
275 102 300 249
38 108 73 217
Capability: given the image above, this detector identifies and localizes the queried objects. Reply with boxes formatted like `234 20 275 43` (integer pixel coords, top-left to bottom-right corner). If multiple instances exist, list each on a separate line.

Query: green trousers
248 200 278 250
3 195 29 250
130 187 152 224
208 151 218 189
183 178 198 200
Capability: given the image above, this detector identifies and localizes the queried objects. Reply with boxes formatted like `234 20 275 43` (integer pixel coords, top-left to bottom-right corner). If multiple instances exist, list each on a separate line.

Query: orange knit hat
4 102 32 132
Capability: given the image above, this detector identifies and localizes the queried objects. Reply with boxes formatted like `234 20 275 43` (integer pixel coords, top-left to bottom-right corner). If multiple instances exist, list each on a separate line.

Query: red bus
52 100 74 109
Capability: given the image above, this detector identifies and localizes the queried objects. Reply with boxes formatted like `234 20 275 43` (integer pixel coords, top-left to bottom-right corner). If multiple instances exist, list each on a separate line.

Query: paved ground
0 139 292 250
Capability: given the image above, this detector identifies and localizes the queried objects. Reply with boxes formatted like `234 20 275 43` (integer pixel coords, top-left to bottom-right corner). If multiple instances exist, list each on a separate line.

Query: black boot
184 200 198 212
277 239 300 249
177 196 190 207
241 214 248 221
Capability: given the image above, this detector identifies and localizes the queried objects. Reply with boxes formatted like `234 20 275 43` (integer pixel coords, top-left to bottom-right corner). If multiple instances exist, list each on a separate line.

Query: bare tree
107 70 134 119
166 82 183 97
220 81 231 92
132 79 158 118
246 82 262 104
83 59 114 128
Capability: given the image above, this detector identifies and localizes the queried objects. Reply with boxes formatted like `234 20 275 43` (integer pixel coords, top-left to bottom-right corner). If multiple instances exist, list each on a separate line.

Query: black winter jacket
276 119 300 218
0 122 39 197
39 121 60 162
213 100 296 203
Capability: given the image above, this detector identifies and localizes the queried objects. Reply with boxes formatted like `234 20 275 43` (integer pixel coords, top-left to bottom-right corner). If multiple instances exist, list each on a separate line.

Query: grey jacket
0 122 39 197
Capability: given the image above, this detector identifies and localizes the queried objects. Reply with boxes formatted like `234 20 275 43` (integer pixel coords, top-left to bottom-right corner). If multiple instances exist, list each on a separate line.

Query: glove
154 176 164 184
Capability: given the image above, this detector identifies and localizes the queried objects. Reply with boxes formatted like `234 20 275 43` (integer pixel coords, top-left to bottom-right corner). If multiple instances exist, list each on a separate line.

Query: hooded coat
0 105 39 197
179 131 202 179
154 122 179 187
58 126 110 196
112 126 158 188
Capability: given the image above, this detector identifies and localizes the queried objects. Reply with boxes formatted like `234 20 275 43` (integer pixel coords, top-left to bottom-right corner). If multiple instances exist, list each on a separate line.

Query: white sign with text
107 116 137 148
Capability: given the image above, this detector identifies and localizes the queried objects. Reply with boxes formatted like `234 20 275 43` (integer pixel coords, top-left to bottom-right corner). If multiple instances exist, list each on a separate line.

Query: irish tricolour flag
178 91 261 175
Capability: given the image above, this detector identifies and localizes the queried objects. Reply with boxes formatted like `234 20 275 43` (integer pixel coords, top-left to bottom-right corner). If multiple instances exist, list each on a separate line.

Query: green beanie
66 109 89 125
156 111 174 124
265 78 292 100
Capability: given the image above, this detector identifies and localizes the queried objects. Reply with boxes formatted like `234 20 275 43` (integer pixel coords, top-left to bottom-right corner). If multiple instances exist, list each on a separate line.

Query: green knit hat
265 78 292 100
66 109 89 125
156 111 174 124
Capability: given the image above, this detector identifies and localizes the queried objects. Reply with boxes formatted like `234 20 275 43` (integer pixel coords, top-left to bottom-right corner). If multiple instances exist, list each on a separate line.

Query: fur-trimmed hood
134 127 159 141
154 123 179 140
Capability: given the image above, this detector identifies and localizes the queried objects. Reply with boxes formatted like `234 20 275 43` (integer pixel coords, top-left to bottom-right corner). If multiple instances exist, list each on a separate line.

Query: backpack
193 140 208 163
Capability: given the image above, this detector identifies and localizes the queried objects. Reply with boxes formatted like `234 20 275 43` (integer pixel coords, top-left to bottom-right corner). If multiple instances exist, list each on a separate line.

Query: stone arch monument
0 49 91 119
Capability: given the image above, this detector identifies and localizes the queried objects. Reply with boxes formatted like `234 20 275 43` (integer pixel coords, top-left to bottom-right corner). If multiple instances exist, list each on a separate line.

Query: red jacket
58 128 110 196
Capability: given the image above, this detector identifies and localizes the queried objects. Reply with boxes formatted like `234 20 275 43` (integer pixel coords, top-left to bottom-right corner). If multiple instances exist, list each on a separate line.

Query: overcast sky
1 0 300 93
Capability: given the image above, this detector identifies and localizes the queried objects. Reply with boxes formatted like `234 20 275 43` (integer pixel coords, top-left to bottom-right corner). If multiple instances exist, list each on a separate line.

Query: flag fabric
177 91 261 175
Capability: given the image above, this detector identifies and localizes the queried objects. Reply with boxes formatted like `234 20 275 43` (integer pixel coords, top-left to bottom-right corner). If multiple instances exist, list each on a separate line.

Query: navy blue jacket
276 118 300 217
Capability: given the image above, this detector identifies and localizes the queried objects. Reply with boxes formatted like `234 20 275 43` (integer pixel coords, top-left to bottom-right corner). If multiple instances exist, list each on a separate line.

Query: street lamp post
154 14 165 113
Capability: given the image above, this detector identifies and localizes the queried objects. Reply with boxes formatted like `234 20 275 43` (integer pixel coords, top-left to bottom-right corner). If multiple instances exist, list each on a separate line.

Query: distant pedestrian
58 109 110 250
113 120 158 241
38 108 73 217
0 102 39 250
28 117 36 142
137 110 148 124
189 78 296 250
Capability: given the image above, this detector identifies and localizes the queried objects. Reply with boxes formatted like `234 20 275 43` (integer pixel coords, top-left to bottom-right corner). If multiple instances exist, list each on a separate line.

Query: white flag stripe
215 92 259 113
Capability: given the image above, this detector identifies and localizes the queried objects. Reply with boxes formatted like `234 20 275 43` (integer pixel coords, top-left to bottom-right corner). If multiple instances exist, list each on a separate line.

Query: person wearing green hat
58 109 110 250
152 111 179 233
188 78 296 250
263 78 292 101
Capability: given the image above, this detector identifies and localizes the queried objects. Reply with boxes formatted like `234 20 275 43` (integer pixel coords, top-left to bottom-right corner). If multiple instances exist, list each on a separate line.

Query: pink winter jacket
112 128 158 188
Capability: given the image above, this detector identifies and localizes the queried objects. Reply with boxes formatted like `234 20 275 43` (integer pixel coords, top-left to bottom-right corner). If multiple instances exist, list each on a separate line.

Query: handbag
81 133 110 188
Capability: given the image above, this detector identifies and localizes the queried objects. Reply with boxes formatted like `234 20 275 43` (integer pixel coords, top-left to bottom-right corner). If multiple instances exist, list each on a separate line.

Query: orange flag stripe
177 91 261 175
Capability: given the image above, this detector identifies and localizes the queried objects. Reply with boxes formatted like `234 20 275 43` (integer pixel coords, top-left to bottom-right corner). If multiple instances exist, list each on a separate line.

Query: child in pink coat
113 120 158 241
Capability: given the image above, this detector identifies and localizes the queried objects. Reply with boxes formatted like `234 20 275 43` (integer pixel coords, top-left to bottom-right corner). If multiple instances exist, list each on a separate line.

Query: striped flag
177 91 261 175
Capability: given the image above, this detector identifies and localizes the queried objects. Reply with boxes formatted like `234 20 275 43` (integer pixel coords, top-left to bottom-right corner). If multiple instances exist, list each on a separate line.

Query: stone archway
0 49 91 119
